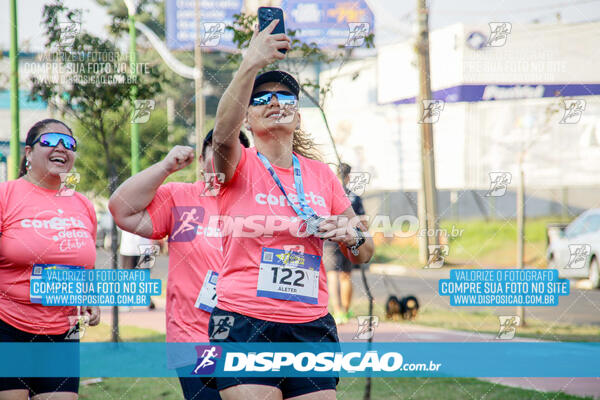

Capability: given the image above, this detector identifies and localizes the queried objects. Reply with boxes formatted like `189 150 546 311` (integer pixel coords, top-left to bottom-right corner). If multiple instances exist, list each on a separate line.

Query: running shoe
334 311 348 325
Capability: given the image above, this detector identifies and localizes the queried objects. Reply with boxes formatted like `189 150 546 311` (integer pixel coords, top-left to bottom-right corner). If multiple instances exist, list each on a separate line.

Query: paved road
95 250 600 399
96 249 600 326
354 267 600 326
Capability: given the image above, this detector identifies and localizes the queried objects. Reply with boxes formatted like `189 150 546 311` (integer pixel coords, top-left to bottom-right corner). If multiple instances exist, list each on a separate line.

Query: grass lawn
411 306 600 342
81 323 165 342
347 299 600 342
372 217 570 268
78 376 590 399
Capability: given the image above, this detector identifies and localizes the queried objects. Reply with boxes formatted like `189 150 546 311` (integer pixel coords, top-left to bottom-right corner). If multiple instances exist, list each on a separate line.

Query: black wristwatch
350 227 366 256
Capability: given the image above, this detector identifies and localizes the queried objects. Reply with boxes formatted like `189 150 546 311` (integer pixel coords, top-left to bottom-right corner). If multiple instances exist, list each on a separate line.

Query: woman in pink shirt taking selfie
210 20 374 400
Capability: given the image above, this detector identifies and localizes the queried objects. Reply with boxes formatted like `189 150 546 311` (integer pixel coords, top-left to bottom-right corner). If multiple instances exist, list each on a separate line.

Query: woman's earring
26 159 31 170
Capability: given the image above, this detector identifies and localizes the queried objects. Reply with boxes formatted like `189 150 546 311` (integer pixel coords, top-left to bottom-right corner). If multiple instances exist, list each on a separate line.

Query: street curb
369 263 450 279
369 264 596 290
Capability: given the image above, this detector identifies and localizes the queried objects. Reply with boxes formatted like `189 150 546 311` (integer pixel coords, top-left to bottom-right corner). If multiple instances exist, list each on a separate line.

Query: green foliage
29 0 164 195
30 3 377 196
227 13 333 76
99 0 238 123
96 0 166 39
74 108 188 195
158 51 239 123
226 12 375 108
372 217 568 267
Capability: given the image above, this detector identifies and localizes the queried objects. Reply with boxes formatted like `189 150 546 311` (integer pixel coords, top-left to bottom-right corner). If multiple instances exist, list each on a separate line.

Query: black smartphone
258 6 286 54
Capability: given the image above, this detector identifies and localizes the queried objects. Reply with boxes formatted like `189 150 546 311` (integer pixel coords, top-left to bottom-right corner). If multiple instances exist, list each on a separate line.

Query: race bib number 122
194 270 218 312
256 248 320 304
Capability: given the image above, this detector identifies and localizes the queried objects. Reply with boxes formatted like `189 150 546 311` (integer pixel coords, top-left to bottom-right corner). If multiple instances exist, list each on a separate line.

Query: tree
30 1 163 193
97 0 240 125
73 109 190 194
96 0 166 40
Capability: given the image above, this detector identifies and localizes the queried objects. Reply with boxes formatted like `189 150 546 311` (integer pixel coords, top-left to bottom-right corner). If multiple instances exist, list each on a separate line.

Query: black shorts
208 307 339 399
323 241 352 273
0 317 80 395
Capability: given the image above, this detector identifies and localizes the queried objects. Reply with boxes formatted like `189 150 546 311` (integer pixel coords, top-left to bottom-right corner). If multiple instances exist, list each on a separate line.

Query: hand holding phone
243 15 290 70
258 7 287 54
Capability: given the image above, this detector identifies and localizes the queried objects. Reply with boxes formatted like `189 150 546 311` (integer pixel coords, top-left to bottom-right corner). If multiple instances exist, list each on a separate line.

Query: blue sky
1 0 600 51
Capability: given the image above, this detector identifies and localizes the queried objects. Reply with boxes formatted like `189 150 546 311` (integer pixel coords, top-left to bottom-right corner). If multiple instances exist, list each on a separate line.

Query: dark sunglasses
250 91 298 106
31 132 77 152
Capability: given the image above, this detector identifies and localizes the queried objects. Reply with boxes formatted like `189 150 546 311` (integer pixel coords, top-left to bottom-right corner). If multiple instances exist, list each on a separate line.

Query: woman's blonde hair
292 127 322 161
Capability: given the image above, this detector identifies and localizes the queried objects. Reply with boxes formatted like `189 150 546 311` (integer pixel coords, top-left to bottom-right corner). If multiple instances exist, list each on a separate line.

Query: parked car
547 209 600 288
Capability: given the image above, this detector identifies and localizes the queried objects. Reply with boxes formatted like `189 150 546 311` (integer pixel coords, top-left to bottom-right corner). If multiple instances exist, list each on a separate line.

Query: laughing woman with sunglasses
209 21 374 400
0 119 99 400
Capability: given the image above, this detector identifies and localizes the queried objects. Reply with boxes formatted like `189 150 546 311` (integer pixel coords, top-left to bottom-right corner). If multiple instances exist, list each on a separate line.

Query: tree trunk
103 136 120 343
109 169 120 342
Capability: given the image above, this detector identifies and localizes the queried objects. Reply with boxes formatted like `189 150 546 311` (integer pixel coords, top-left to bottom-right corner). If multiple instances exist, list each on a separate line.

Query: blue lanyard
256 152 317 220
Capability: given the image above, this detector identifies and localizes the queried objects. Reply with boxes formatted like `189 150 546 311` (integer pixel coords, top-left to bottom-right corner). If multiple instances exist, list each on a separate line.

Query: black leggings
0 318 80 395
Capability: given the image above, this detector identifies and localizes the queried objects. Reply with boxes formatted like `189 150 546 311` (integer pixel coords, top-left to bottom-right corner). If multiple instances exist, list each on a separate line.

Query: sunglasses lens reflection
251 91 297 106
38 133 77 151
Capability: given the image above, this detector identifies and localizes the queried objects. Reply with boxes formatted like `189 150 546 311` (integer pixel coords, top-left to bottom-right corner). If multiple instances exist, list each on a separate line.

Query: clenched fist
161 145 194 174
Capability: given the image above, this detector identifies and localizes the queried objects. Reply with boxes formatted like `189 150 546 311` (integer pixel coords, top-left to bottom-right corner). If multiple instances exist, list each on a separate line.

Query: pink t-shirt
216 146 351 323
147 181 222 342
0 178 97 334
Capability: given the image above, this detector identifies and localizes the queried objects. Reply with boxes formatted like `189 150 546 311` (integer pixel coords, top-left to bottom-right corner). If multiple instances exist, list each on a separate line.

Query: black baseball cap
252 70 300 97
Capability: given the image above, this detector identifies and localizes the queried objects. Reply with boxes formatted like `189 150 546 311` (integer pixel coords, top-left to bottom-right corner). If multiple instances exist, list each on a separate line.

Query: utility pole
194 0 205 180
9 0 20 180
118 0 142 343
127 1 140 175
516 159 526 325
167 97 175 145
418 182 428 263
416 0 439 263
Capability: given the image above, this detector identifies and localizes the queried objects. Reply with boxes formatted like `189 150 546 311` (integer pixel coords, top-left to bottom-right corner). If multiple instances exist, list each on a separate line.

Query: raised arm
212 19 290 182
108 145 194 237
